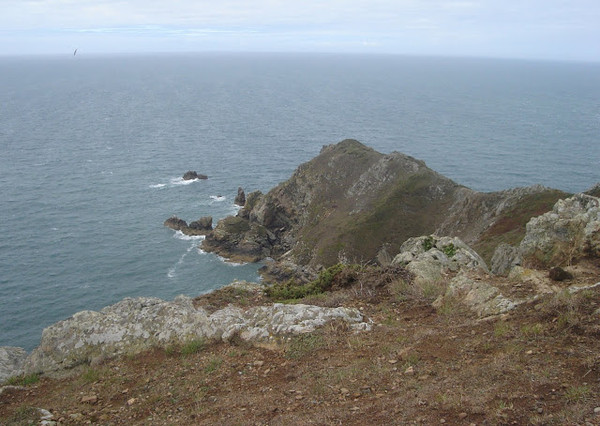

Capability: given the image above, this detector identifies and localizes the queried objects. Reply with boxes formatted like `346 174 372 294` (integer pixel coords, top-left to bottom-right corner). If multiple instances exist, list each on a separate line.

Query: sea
1 53 599 351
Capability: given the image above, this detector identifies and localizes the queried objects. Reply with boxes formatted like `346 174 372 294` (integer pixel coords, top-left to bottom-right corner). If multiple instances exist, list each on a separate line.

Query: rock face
0 346 27 382
182 171 208 180
433 273 517 317
234 187 246 206
391 235 488 285
490 243 522 276
23 295 370 375
201 139 565 274
519 193 600 266
164 216 212 236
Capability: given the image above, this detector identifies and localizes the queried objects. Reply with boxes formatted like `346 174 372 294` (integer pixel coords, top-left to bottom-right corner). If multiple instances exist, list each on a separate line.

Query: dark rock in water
164 216 188 231
189 216 213 231
165 215 212 236
183 171 208 180
549 266 573 281
235 187 246 206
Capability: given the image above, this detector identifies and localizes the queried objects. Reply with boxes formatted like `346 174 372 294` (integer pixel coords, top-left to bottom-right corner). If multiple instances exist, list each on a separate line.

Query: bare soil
2 262 600 425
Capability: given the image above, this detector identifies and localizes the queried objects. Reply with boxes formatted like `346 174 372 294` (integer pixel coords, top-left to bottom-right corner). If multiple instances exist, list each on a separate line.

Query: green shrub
441 243 457 257
5 373 40 386
265 263 347 301
181 338 206 356
422 236 435 251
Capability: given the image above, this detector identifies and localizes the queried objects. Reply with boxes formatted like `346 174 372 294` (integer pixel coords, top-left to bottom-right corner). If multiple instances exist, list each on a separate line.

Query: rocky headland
2 140 599 424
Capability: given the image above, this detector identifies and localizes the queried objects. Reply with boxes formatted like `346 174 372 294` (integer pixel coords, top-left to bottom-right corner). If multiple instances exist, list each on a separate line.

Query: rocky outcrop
433 273 518 317
189 216 213 232
182 171 208 180
234 187 246 206
519 193 600 266
0 347 27 383
201 140 565 275
490 243 522 276
164 216 213 236
391 236 488 285
24 294 370 375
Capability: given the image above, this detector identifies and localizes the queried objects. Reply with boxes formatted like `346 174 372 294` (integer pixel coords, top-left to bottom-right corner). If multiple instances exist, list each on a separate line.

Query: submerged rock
23 295 370 375
0 346 27 383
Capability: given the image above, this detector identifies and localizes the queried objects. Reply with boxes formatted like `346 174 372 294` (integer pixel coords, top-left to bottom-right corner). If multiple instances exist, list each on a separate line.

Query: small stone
388 359 398 364
127 397 136 406
537 407 544 414
81 394 98 404
340 388 350 394
594 407 600 414
254 360 265 367
404 366 415 375
459 412 468 419
69 413 84 421
526 350 534 355
440 419 446 424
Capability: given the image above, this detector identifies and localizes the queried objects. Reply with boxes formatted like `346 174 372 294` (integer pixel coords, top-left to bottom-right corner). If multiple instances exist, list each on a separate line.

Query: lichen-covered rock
0 346 28 383
491 243 522 276
433 273 517 317
392 236 488 284
519 193 600 265
24 296 369 375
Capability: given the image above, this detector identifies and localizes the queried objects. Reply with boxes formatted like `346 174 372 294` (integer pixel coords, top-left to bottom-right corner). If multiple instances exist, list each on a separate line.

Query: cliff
202 139 567 273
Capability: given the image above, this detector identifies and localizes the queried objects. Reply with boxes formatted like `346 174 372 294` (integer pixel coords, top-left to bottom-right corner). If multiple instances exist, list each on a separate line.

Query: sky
1 0 599 62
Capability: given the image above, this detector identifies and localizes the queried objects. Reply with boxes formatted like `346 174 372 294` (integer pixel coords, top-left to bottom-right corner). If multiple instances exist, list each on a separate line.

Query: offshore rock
392 236 488 285
24 296 369 375
164 216 188 231
0 346 27 383
519 193 600 266
234 187 246 206
164 216 212 236
182 171 208 180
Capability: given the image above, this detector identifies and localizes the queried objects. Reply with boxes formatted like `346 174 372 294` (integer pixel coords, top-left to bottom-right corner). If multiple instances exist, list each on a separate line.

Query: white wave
172 231 205 241
170 177 198 186
216 254 247 266
210 195 226 202
167 244 197 279
149 183 166 189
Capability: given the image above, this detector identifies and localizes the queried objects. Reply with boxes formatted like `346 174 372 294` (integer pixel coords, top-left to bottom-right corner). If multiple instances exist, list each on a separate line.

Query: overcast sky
1 0 598 61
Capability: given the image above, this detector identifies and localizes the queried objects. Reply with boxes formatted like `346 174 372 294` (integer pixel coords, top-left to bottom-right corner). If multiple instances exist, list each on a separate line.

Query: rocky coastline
2 140 599 414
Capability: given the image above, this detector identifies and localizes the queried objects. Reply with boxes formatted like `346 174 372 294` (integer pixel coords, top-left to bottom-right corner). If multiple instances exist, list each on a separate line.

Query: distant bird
73 48 78 56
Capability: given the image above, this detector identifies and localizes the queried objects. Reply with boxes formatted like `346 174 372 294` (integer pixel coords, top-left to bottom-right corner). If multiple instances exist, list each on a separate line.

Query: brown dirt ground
2 262 600 426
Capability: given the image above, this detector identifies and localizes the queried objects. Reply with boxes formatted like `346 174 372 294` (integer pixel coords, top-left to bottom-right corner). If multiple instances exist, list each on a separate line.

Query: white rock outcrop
519 193 600 264
0 346 28 383
23 296 370 375
392 235 488 284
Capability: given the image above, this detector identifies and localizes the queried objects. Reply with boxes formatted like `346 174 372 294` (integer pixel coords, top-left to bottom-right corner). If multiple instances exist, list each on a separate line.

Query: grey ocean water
1 53 599 351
